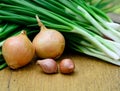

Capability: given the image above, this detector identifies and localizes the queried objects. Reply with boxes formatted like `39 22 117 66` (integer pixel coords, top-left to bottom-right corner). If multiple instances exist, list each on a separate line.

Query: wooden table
0 51 120 91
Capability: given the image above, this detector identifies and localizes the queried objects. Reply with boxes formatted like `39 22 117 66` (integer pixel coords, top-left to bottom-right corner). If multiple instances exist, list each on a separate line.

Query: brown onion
2 30 35 69
32 15 65 59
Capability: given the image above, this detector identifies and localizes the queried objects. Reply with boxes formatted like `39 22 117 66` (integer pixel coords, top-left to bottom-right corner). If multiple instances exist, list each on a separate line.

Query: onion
32 15 65 59
36 59 58 74
59 58 75 74
2 30 35 69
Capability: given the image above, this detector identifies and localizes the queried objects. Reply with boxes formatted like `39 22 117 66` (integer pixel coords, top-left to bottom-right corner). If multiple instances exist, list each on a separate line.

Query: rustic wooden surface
0 51 120 91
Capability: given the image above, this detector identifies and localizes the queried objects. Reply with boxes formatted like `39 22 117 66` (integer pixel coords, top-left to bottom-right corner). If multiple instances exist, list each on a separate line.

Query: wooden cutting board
0 14 120 91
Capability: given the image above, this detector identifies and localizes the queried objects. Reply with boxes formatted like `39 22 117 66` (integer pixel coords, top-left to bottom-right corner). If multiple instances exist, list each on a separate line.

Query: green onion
0 63 7 70
85 0 120 13
0 0 120 66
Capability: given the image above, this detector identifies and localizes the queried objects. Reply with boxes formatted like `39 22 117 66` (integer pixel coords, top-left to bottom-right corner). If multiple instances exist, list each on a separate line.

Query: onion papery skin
33 29 65 59
2 31 35 69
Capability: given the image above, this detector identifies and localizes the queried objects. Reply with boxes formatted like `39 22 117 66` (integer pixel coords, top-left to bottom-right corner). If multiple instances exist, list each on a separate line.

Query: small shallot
59 58 75 74
36 59 58 74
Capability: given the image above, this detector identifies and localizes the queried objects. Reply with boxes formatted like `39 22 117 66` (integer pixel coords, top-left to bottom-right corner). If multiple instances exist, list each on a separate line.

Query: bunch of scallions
0 0 120 70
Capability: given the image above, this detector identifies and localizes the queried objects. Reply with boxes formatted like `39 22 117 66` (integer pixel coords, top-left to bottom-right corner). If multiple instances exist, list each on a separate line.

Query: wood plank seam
7 71 12 91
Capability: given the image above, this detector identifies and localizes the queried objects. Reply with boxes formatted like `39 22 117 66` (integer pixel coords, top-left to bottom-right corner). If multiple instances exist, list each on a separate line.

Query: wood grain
0 52 120 91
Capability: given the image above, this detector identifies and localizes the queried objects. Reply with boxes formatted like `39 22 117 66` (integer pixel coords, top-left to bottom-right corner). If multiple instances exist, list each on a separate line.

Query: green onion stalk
0 0 120 67
85 0 120 13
